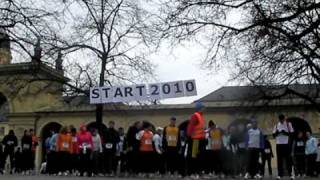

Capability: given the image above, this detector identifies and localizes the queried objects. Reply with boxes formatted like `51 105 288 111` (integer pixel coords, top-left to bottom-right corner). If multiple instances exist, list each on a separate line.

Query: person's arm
272 125 278 137
136 130 144 140
98 135 103 153
260 131 265 149
56 135 61 152
14 136 18 147
153 136 162 154
187 114 197 137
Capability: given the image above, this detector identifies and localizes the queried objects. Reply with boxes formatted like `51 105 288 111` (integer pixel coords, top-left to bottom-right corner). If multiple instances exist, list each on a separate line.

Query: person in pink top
77 124 93 177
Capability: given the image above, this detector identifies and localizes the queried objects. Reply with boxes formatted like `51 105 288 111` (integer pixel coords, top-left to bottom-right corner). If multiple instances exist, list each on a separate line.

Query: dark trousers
276 144 292 177
104 151 116 174
3 150 14 171
79 149 92 176
115 153 127 174
165 147 179 174
306 154 317 177
237 149 248 175
47 151 58 174
247 148 261 177
261 156 272 176
139 151 155 173
21 150 33 171
57 151 70 173
127 150 139 174
204 150 222 174
186 139 206 175
155 153 165 174
69 153 79 173
294 154 305 176
92 151 101 175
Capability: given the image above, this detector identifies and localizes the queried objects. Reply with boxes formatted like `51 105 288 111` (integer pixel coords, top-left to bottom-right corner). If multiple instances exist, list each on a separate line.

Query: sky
151 42 233 104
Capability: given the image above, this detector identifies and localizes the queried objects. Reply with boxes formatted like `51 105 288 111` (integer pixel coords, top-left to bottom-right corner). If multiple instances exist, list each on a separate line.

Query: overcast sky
151 42 234 104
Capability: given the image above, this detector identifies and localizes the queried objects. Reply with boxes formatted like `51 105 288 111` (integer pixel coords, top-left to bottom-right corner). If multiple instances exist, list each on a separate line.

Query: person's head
306 131 312 138
195 101 205 112
229 125 236 133
29 129 34 136
298 131 304 138
208 120 216 129
60 126 69 134
24 130 30 136
134 121 142 129
143 122 152 131
109 121 115 129
8 130 14 136
170 117 176 126
251 119 258 129
80 124 87 132
278 114 285 123
71 127 77 136
118 127 124 136
156 127 163 135
91 128 98 136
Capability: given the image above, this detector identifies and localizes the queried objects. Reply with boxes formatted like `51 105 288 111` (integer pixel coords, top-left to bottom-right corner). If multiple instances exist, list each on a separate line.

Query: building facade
0 62 319 170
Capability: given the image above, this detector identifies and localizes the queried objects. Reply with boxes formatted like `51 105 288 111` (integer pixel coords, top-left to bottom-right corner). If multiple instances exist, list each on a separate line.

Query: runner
163 117 180 176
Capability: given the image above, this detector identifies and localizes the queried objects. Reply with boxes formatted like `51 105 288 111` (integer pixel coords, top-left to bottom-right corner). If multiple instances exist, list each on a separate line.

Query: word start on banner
90 80 197 104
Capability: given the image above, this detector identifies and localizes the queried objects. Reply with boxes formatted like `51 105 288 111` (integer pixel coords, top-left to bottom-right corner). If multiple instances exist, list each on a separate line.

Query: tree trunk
96 57 107 133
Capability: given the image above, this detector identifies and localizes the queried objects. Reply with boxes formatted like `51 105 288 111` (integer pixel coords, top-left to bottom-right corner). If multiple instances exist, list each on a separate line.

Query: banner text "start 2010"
90 80 197 104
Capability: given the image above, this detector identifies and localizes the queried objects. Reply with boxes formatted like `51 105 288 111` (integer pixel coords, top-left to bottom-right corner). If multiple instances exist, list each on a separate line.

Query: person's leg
267 158 272 176
284 145 293 176
276 145 284 177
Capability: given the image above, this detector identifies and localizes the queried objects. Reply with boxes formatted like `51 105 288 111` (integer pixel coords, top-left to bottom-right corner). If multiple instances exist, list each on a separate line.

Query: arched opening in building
0 93 9 122
41 122 62 162
86 122 108 135
286 117 312 138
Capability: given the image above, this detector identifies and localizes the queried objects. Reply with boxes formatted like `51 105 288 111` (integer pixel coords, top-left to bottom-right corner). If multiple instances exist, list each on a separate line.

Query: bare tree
55 0 154 128
156 0 320 109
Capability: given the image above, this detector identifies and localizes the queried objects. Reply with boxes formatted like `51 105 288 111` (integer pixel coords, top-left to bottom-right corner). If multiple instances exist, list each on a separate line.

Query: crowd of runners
0 102 320 179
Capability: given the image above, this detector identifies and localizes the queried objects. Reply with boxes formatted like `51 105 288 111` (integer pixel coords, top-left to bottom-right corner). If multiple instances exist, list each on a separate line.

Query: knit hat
195 101 205 111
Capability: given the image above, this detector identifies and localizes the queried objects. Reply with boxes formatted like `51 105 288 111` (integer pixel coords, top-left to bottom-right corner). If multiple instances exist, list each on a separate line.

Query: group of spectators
0 129 38 175
0 102 320 179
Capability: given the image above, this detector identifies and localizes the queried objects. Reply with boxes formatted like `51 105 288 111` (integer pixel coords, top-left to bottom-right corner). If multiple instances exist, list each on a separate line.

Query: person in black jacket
2 130 18 174
162 117 180 175
126 121 142 174
261 135 274 177
292 131 306 177
21 130 33 174
0 142 4 174
103 121 120 175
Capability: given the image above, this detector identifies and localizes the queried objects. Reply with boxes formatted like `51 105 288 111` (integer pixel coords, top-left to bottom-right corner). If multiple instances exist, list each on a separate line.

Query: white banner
90 79 197 104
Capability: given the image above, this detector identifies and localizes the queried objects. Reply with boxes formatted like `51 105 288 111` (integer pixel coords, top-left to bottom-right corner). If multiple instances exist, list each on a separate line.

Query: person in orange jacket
186 101 206 177
136 122 155 176
56 126 72 175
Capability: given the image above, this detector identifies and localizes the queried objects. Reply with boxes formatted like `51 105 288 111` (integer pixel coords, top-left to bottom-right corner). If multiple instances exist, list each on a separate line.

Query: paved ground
0 175 319 180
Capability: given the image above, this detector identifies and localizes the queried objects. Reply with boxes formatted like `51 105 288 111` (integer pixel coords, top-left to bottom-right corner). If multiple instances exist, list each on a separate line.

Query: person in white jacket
91 129 103 176
153 127 164 176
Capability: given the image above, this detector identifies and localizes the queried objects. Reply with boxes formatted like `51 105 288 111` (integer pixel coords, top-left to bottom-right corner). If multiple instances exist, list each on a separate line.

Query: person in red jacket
77 124 93 177
186 101 206 177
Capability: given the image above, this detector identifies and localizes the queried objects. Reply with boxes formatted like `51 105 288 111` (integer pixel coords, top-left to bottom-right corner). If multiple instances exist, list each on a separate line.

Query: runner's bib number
105 143 113 149
23 144 30 149
297 142 304 146
168 136 177 141
62 142 69 148
145 140 152 145
264 149 271 153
